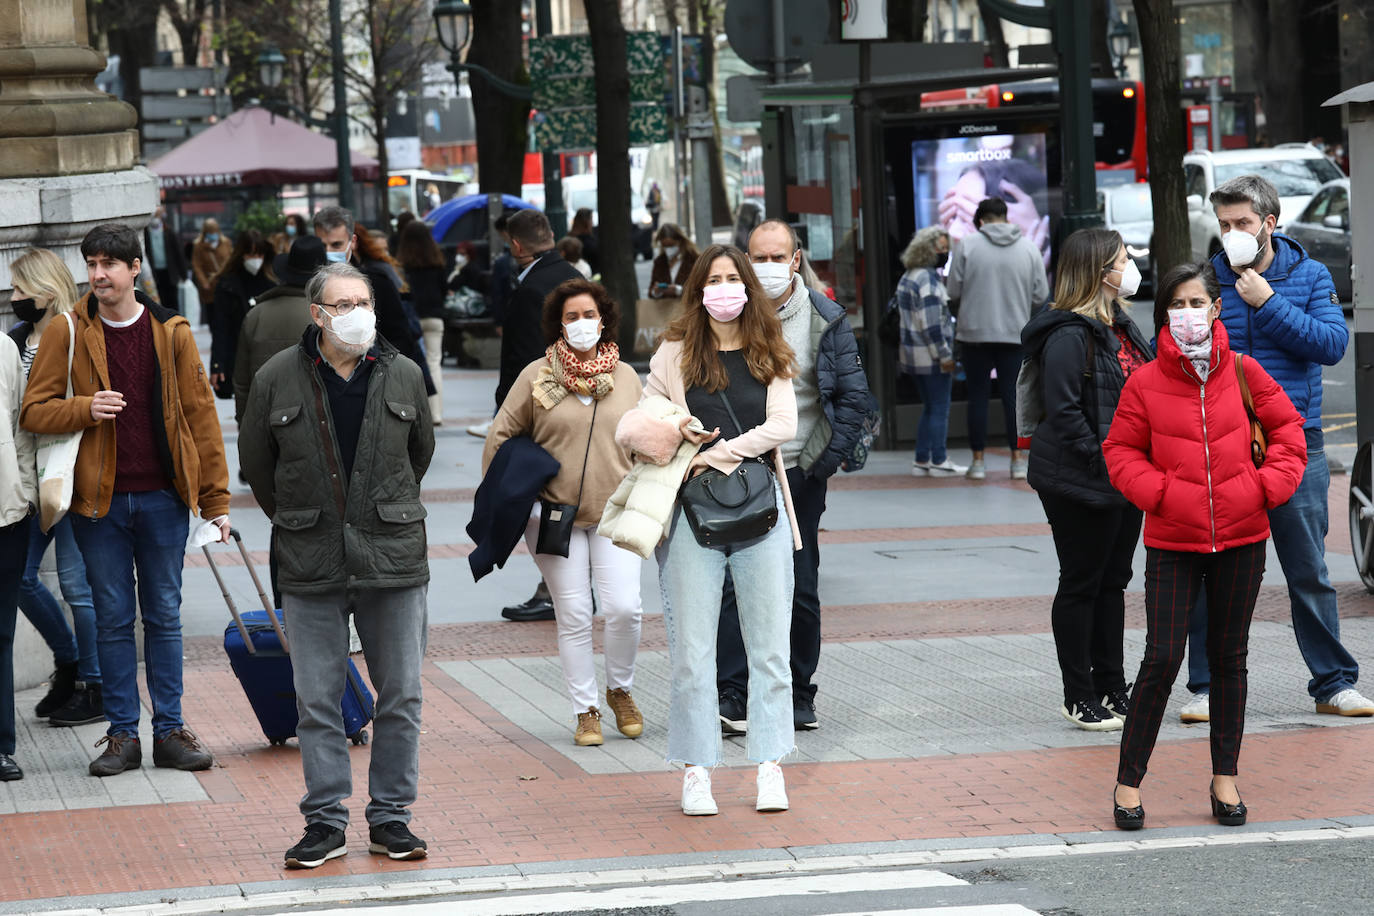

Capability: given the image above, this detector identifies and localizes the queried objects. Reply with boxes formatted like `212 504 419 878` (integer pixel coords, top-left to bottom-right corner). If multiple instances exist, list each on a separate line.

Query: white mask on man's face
1222 223 1267 269
753 259 795 299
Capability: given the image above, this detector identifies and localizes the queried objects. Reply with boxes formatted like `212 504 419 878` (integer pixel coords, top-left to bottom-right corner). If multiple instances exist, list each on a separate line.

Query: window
1213 157 1344 198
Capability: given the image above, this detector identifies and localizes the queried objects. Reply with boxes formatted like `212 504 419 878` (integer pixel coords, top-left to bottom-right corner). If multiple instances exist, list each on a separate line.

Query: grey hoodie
946 221 1049 345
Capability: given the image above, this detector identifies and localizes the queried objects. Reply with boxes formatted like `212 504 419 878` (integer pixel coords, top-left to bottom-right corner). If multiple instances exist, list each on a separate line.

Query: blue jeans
0 519 32 755
961 342 1023 453
1186 430 1359 700
18 516 99 683
911 372 954 464
658 483 795 766
69 489 191 738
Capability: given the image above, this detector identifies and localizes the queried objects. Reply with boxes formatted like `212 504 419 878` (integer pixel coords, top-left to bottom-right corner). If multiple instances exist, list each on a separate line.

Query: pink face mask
701 282 748 321
1168 306 1213 346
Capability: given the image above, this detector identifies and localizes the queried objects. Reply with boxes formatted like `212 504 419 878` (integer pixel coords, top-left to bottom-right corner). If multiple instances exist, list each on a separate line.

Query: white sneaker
681 765 718 816
926 459 968 476
911 461 930 477
1316 687 1374 717
1179 692 1210 723
756 761 789 812
965 458 986 480
1010 457 1028 480
466 419 493 438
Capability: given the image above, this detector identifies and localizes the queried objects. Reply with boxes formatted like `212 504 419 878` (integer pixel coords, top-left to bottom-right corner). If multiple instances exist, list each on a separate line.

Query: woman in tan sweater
483 279 645 748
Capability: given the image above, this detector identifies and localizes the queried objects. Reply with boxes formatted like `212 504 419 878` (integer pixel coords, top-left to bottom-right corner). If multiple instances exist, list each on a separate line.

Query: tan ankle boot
574 707 603 746
605 688 644 738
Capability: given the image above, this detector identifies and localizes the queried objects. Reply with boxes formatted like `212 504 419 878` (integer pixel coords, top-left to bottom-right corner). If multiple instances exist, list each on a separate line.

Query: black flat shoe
501 596 555 622
1113 787 1144 830
1210 783 1247 826
0 753 23 781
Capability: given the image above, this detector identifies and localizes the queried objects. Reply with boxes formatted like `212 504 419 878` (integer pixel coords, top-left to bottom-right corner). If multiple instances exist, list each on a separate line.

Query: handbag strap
63 311 75 398
1234 353 1259 424
715 388 746 437
572 400 597 508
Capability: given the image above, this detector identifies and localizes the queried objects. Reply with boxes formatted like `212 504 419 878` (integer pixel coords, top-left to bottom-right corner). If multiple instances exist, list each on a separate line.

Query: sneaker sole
285 845 347 869
682 804 718 816
1060 708 1123 731
1316 704 1374 716
1179 712 1211 723
720 716 747 735
574 735 604 746
756 798 789 812
615 723 644 738
368 842 428 860
966 472 986 480
89 761 141 777
795 720 819 731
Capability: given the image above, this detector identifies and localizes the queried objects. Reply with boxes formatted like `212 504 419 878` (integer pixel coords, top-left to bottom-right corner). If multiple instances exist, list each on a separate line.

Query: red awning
149 106 380 189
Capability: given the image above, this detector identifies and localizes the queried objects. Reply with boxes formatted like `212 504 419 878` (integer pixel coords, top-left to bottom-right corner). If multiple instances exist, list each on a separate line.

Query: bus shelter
149 106 382 250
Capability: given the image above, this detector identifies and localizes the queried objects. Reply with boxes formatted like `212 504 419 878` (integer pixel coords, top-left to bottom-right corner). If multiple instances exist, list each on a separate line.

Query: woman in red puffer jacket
1102 262 1306 833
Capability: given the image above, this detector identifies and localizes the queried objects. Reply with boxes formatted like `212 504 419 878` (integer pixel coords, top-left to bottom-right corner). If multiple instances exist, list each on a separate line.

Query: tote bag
35 312 82 533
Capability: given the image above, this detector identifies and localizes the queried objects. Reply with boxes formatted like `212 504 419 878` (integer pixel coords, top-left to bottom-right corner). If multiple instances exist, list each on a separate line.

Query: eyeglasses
318 299 375 315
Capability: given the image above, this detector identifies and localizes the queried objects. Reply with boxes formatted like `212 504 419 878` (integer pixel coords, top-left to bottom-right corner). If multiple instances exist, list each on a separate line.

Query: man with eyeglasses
240 262 435 869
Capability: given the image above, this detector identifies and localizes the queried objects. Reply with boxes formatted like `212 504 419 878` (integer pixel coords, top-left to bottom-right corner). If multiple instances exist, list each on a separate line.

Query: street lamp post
1109 20 1134 80
328 0 355 211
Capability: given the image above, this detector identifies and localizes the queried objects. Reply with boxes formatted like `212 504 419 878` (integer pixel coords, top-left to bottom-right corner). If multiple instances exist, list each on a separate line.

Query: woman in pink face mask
630 244 802 818
1102 262 1307 832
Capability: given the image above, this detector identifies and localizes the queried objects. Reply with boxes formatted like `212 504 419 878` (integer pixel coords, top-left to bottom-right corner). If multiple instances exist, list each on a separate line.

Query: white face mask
1221 224 1265 269
454 253 468 270
1105 260 1140 298
753 260 795 299
1168 306 1213 346
243 257 264 276
661 245 679 259
324 306 377 348
563 316 602 352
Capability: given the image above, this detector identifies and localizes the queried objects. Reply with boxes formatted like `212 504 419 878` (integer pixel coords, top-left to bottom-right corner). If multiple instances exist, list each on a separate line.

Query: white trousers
419 316 444 421
524 518 644 714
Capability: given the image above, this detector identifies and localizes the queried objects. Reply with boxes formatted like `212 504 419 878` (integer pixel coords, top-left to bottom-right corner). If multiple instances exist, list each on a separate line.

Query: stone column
1 0 160 693
1 0 160 302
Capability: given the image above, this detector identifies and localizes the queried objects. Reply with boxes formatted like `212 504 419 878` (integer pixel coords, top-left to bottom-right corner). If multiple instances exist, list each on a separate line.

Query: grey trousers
283 585 428 829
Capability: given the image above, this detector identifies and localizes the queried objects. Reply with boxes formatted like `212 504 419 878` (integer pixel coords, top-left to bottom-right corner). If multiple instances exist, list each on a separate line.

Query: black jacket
1021 306 1154 507
406 265 448 320
210 268 274 378
359 259 434 397
496 251 582 407
467 435 560 581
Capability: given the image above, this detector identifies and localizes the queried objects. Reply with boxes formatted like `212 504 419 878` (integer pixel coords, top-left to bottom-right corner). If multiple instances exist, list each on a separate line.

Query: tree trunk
584 0 638 352
699 0 731 226
1133 0 1189 280
1262 0 1307 142
468 0 530 195
888 0 931 42
978 1 1009 67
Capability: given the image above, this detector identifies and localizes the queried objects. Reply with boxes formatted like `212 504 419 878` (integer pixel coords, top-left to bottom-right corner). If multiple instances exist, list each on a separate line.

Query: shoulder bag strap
1234 353 1259 422
715 388 746 437
572 400 597 508
63 312 75 398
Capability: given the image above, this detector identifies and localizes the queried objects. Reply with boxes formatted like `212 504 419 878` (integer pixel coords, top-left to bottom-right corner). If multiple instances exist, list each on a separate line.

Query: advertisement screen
911 132 1052 267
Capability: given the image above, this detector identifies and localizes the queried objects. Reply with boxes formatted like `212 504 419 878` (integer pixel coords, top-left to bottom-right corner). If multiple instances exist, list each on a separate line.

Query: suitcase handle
204 527 290 654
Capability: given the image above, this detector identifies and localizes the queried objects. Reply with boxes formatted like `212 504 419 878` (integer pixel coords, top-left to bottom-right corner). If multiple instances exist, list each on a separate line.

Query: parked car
1282 177 1352 304
1100 182 1154 295
561 174 655 259
1184 145 1345 262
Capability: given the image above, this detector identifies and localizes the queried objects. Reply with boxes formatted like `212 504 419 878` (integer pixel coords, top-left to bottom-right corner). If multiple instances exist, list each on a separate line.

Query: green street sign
530 32 669 151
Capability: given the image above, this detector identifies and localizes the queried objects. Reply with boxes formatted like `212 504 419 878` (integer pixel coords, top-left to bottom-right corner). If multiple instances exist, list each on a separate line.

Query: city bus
387 169 471 218
921 77 1148 183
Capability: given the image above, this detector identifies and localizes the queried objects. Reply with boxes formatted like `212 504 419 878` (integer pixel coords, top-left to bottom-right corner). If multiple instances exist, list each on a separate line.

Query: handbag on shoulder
1234 353 1267 467
536 401 597 557
678 389 778 547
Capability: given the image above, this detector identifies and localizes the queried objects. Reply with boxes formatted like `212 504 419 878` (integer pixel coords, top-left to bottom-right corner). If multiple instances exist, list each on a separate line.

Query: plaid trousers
1117 540 1267 787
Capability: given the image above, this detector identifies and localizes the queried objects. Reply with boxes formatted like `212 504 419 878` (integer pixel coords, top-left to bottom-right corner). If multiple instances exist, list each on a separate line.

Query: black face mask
934 252 949 270
11 298 45 324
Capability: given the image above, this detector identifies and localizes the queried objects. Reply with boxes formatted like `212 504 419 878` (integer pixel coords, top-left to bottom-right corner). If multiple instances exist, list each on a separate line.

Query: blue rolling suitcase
211 530 374 747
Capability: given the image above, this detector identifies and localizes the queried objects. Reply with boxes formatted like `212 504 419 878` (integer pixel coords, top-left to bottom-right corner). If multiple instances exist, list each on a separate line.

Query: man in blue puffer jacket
1188 174 1373 719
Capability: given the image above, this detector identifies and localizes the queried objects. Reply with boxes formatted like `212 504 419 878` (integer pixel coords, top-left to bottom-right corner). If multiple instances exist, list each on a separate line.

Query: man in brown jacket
21 223 231 778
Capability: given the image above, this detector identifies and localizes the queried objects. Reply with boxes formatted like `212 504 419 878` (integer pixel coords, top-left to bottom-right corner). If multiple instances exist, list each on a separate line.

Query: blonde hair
1052 228 1122 324
10 248 80 316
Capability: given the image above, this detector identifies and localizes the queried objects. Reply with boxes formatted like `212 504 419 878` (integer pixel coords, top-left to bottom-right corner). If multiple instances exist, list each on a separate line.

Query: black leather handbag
678 390 778 547
536 401 597 557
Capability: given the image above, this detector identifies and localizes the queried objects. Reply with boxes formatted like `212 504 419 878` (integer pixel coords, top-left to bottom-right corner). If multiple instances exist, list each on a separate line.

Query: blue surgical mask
206 233 220 246
325 240 352 264
285 224 297 238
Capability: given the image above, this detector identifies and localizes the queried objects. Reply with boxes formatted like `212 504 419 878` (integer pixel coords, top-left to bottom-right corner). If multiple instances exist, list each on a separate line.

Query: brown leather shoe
153 728 213 771
574 707 603 746
89 734 141 777
605 688 643 738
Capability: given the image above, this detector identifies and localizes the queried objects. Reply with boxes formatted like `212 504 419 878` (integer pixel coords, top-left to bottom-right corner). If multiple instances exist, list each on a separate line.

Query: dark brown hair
213 228 276 288
542 277 620 347
1153 262 1221 334
570 207 595 235
556 235 583 262
396 220 445 270
665 244 795 391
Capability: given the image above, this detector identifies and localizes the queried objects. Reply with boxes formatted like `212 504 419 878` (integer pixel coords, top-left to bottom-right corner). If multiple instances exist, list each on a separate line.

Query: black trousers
152 268 180 315
1117 541 1266 787
1037 491 1142 704
717 466 825 702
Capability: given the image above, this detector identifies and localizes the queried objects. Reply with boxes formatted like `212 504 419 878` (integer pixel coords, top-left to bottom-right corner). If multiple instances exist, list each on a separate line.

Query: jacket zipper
1196 369 1218 552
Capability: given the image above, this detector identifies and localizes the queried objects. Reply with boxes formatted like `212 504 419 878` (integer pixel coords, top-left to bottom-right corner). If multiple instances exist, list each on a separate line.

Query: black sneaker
1061 698 1123 732
48 684 105 727
152 728 213 771
368 821 429 860
718 688 747 735
89 734 141 777
1100 684 1132 721
285 823 347 868
34 661 78 718
793 697 819 731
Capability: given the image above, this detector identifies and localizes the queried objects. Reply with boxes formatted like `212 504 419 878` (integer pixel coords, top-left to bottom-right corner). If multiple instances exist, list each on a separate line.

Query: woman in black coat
1020 228 1154 732
397 220 449 425
210 229 276 398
